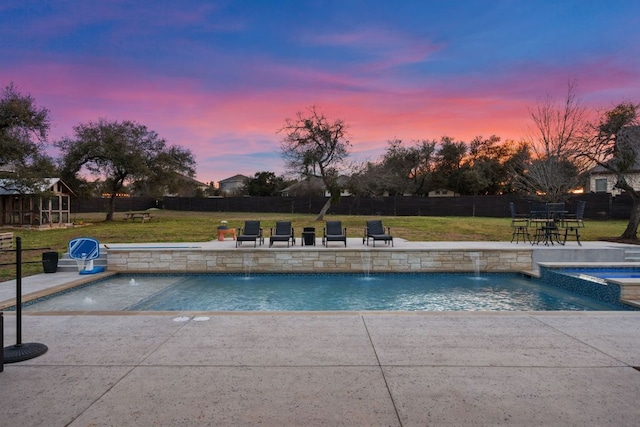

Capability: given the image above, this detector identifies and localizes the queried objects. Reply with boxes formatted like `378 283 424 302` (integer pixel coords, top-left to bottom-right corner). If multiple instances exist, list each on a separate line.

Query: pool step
57 252 108 272
616 281 640 301
624 249 640 262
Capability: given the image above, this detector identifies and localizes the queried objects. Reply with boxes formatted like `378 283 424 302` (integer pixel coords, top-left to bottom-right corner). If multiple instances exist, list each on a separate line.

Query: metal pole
16 236 22 345
1 312 4 371
3 236 48 363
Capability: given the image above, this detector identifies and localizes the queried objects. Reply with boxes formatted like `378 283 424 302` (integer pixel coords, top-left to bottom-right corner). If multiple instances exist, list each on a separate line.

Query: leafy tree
578 102 640 239
279 106 350 220
353 135 526 197
380 139 437 195
433 136 467 192
501 141 531 194
348 161 387 196
461 135 528 195
245 171 285 196
0 83 55 185
57 119 195 220
349 139 436 196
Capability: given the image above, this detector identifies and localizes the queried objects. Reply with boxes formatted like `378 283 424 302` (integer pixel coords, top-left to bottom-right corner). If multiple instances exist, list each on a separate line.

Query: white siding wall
589 172 640 195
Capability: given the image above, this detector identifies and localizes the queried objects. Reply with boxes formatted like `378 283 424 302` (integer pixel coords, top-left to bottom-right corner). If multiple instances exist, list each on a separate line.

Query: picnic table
123 212 153 223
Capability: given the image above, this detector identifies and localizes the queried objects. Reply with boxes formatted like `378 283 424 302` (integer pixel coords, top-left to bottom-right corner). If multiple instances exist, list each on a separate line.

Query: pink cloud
306 28 443 73
3 49 639 183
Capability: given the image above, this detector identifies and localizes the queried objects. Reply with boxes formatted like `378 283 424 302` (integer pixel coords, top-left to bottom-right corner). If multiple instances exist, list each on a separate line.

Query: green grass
0 210 631 281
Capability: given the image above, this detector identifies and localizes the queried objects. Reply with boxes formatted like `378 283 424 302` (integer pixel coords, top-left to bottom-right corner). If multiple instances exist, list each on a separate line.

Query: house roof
218 174 249 184
0 178 75 196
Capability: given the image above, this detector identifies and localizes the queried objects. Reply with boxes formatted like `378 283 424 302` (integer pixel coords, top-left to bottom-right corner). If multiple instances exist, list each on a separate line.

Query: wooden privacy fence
68 193 628 220
160 193 623 220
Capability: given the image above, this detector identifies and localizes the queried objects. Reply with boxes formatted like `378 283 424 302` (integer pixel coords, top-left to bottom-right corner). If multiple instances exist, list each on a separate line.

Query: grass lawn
0 209 632 281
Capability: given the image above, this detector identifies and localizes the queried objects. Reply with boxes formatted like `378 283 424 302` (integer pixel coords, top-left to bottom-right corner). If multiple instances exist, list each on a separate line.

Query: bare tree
515 157 580 202
517 80 589 200
279 106 350 220
528 80 586 158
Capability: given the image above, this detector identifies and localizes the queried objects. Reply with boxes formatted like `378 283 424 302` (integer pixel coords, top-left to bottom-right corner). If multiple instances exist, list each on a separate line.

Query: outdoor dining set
231 219 393 248
509 201 586 246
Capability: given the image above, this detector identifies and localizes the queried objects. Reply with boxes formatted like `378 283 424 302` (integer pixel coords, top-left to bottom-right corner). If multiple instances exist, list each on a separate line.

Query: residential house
588 126 640 195
218 174 249 195
428 189 459 197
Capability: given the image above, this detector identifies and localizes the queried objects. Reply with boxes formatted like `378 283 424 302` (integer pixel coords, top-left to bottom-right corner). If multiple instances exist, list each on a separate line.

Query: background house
218 174 249 195
428 189 459 197
588 166 640 195
587 126 640 195
0 178 74 228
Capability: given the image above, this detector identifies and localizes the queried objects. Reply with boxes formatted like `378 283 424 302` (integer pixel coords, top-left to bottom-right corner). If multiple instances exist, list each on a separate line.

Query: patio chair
323 220 347 247
363 220 393 247
531 202 565 245
236 220 264 247
269 221 295 247
509 202 530 243
561 200 586 246
531 202 566 245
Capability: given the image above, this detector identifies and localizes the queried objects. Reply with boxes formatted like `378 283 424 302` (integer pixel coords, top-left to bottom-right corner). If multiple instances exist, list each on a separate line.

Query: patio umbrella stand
3 236 48 364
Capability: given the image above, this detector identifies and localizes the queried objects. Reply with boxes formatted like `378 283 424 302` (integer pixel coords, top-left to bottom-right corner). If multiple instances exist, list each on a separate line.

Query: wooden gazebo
0 178 74 228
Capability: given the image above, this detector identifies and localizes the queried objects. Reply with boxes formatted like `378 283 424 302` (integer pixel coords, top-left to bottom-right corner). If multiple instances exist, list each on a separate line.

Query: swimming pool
20 272 632 312
559 267 640 279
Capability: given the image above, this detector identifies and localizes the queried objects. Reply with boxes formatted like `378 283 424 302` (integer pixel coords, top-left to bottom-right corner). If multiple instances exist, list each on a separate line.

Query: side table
217 228 237 241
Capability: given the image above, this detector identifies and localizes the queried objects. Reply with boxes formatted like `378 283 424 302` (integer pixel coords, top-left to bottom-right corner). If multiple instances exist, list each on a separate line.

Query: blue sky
2 0 639 183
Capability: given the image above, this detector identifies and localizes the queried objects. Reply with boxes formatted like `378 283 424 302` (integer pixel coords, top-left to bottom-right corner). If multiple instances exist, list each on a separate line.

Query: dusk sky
2 1 640 184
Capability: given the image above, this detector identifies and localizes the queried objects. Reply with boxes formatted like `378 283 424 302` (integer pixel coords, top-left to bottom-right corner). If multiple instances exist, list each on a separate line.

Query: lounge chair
323 221 347 247
364 220 393 247
236 220 264 247
269 221 295 247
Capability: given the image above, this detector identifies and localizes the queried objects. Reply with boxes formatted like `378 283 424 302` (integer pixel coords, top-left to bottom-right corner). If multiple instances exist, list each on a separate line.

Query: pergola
0 178 74 228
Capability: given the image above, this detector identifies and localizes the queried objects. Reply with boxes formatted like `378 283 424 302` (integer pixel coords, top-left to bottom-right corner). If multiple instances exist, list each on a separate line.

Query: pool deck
2 241 640 425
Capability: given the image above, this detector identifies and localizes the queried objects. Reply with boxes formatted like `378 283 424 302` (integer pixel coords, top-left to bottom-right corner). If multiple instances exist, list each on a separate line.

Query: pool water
21 273 629 312
560 268 640 279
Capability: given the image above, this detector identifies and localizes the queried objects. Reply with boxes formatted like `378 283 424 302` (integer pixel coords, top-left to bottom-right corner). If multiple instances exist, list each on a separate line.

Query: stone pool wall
106 248 533 273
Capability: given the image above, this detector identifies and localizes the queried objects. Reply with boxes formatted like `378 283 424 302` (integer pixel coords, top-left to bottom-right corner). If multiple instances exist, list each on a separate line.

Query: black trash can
302 227 316 246
42 251 58 273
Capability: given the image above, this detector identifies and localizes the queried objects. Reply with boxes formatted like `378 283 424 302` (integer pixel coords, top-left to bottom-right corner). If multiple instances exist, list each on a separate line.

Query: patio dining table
530 204 567 245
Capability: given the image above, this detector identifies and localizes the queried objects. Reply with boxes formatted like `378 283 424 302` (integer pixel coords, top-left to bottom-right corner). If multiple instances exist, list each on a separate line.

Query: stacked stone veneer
107 248 533 273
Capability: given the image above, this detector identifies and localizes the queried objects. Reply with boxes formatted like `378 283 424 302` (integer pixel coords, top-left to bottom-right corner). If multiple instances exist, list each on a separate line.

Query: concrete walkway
2 311 640 426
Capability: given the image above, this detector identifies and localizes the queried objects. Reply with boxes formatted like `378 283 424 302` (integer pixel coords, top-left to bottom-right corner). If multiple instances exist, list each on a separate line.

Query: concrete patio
2 309 640 426
1 240 640 425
